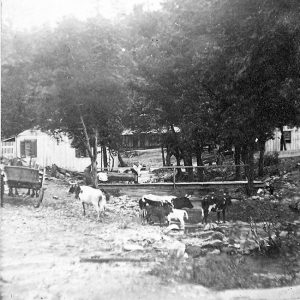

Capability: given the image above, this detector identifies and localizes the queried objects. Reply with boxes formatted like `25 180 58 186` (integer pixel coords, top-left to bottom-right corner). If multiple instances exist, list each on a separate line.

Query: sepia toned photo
1 0 300 299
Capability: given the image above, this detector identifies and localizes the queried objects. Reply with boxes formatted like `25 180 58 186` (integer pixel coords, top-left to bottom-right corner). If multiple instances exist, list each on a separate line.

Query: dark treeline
2 0 300 192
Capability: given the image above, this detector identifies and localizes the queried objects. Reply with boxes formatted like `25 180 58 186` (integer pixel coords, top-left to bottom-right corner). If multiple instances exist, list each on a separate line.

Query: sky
1 0 161 30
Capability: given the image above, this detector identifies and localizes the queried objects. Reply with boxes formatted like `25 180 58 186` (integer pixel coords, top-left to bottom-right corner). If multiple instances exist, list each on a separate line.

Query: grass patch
149 252 300 290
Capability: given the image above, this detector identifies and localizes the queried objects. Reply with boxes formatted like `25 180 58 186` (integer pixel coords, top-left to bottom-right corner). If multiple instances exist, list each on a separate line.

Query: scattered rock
204 223 218 231
164 224 181 233
211 231 225 241
279 231 289 238
208 249 221 255
201 239 225 249
123 243 144 252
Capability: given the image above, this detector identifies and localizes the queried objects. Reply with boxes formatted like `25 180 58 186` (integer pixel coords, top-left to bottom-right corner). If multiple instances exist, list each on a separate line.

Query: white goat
167 209 189 229
70 184 106 221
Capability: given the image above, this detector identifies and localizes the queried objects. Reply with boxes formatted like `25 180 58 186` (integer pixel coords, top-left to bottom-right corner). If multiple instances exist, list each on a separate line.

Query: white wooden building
2 129 118 172
1 137 16 159
265 126 300 157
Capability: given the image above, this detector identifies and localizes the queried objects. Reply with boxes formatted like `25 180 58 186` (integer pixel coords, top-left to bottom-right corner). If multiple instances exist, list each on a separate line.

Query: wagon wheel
34 187 46 208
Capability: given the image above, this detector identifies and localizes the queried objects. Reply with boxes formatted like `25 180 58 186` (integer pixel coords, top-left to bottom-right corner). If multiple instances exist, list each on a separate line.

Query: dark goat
171 196 193 209
144 203 173 226
201 193 232 223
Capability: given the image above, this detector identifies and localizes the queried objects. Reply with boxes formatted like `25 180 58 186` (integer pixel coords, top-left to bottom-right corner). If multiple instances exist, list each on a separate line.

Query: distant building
121 127 180 150
265 126 300 157
1 136 16 159
1 129 118 172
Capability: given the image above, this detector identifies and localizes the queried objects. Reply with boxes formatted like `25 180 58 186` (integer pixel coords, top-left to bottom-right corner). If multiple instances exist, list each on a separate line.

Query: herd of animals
68 182 233 228
5 157 297 227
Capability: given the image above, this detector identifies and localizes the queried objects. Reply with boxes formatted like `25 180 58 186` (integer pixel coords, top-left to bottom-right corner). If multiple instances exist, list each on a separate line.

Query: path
0 180 299 300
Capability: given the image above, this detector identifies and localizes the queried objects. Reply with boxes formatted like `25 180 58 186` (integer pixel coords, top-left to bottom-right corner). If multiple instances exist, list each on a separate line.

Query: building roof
122 127 180 135
2 136 16 142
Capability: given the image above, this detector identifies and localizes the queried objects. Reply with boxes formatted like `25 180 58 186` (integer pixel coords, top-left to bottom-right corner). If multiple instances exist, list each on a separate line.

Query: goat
139 194 176 224
201 193 232 223
167 209 189 229
171 196 193 209
144 203 173 226
69 183 106 221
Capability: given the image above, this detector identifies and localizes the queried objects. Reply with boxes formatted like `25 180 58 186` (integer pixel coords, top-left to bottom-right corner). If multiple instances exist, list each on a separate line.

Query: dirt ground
1 178 300 300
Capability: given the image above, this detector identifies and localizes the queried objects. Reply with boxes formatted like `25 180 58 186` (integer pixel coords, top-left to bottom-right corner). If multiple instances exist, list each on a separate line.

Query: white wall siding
15 129 118 172
265 127 300 155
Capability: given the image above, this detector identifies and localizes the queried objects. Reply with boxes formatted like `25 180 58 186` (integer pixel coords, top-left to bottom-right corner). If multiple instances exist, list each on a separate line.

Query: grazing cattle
69 183 107 221
138 194 193 224
140 194 193 208
171 196 193 209
201 193 232 223
144 203 173 226
167 209 189 229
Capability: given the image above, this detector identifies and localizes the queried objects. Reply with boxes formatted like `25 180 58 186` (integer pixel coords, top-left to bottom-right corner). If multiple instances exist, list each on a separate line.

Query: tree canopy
2 0 300 189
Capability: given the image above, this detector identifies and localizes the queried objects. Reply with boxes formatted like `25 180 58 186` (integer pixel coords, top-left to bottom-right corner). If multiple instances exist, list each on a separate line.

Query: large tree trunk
79 112 98 188
183 150 194 181
196 146 204 182
118 152 127 167
244 144 255 196
102 145 108 170
234 145 241 180
175 148 182 177
161 145 166 166
258 140 266 177
166 146 171 166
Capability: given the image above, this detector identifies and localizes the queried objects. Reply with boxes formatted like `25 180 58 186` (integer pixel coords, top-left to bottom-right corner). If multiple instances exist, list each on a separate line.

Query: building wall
15 129 118 172
265 126 300 157
1 141 16 159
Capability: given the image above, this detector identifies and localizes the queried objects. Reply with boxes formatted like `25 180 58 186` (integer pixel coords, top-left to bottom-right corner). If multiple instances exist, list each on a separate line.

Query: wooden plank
99 181 265 193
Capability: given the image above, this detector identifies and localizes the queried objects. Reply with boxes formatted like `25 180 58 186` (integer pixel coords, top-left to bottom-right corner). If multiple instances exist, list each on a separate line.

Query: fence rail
148 164 249 186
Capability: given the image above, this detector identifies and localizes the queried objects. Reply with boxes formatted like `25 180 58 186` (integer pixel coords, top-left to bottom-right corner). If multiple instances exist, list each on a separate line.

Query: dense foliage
2 0 300 188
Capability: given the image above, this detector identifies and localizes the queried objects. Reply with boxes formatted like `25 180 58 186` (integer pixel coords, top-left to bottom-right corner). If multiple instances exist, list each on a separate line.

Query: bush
149 253 299 290
264 152 279 166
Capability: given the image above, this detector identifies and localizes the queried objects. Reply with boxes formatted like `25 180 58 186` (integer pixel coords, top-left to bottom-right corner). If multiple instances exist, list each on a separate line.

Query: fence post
173 167 176 189
0 174 4 207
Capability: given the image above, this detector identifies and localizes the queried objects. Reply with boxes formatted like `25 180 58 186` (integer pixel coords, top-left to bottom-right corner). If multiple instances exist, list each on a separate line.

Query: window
20 140 37 157
283 131 291 143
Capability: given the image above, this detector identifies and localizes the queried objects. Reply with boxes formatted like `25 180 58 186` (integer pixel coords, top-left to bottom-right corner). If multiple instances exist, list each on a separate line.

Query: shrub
264 152 279 166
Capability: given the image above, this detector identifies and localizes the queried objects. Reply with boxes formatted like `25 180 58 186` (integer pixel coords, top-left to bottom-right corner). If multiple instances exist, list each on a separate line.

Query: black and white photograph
1 0 300 299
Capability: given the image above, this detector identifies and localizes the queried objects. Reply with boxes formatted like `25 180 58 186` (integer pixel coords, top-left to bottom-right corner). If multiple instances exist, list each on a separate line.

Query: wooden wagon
0 166 46 208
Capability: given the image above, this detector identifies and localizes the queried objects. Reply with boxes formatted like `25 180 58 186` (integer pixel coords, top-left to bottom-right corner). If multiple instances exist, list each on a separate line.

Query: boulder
204 223 218 231
211 231 225 241
201 239 226 249
207 249 221 255
123 243 144 252
164 224 181 233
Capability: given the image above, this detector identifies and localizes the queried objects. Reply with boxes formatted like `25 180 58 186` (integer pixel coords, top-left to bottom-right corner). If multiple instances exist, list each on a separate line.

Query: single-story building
265 126 300 158
1 129 118 172
121 127 180 150
1 136 16 159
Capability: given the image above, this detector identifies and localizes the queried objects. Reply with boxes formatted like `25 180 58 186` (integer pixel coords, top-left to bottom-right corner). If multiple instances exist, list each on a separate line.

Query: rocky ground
1 171 300 300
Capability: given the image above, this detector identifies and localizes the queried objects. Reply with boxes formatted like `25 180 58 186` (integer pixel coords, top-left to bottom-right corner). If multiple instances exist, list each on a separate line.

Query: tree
1 25 42 138
31 17 127 186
